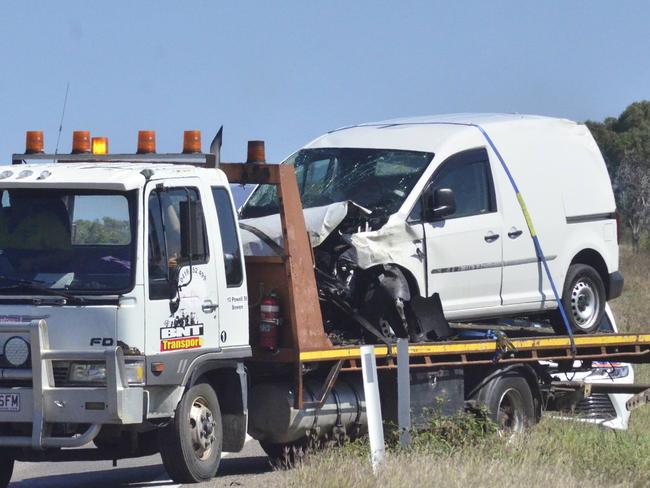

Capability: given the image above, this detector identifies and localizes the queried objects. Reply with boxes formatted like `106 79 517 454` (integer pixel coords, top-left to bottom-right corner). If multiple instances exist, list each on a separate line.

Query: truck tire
159 382 223 483
472 372 535 434
0 450 13 488
552 264 606 334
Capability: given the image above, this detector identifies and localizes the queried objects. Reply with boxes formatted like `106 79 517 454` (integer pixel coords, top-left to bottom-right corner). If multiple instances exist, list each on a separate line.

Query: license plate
0 393 20 411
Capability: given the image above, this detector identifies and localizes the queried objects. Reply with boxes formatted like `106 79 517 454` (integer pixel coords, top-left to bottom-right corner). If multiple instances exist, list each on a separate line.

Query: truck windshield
0 188 136 295
240 147 434 219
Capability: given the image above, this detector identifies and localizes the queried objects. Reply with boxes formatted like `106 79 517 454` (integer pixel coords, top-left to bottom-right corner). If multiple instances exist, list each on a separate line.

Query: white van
240 114 623 340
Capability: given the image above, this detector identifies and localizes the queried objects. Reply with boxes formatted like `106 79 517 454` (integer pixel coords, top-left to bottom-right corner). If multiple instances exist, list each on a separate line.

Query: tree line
586 101 650 252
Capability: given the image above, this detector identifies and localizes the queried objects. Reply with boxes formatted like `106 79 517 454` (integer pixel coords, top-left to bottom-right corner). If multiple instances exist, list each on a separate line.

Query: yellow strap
516 192 536 237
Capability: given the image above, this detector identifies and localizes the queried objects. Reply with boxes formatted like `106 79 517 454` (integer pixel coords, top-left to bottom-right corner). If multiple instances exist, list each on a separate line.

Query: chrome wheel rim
497 388 525 434
189 396 216 460
570 279 599 330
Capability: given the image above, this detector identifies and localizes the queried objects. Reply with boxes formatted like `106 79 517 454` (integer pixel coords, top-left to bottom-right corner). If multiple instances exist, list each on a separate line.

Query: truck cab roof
0 162 230 190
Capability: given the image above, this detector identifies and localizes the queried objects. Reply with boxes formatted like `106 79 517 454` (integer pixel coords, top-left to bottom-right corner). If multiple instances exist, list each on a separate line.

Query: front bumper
552 361 633 430
0 320 144 449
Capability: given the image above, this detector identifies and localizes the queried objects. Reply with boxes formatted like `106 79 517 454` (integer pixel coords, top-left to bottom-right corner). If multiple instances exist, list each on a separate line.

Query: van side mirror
424 188 456 221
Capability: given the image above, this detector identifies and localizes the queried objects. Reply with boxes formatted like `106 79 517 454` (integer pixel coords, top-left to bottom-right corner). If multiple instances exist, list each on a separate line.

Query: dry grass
610 245 650 334
283 246 650 488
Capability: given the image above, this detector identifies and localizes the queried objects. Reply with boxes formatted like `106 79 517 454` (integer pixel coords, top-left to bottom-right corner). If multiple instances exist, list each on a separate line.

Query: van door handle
202 300 218 313
508 228 523 239
484 232 500 243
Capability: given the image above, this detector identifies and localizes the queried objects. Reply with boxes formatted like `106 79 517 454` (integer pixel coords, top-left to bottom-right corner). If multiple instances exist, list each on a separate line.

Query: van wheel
471 372 535 435
0 450 13 488
159 382 223 483
552 264 606 334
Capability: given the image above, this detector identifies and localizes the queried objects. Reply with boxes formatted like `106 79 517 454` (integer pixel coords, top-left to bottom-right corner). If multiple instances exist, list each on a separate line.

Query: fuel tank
248 377 367 444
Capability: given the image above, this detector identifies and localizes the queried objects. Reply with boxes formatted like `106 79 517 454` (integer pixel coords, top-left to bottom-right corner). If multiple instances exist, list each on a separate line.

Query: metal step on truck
0 128 648 486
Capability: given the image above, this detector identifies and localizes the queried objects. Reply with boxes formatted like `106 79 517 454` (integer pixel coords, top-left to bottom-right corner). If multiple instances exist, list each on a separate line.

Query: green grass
283 246 650 487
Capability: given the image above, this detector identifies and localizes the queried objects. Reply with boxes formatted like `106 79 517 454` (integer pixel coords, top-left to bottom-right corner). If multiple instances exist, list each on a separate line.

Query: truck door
210 186 248 349
416 148 504 314
144 180 220 357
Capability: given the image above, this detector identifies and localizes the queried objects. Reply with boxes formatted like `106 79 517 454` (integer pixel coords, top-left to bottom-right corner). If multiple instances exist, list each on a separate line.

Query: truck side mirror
424 188 456 221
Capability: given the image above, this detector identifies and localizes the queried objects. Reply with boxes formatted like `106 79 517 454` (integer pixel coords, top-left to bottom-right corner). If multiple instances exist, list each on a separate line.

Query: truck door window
211 187 243 287
409 148 495 222
147 187 209 300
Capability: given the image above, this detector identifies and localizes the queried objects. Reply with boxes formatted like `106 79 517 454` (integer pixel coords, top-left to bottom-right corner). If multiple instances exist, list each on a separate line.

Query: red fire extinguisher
259 291 281 351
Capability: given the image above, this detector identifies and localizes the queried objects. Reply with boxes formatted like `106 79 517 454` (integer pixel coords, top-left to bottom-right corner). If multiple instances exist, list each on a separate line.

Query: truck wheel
159 382 223 483
0 450 13 488
552 264 606 334
472 373 535 434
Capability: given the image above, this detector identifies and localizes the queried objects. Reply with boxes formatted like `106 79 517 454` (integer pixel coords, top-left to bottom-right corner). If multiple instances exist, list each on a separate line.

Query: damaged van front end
239 146 450 344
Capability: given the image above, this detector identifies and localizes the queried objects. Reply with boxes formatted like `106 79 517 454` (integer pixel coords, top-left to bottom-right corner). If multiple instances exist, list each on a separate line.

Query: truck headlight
68 359 145 386
124 359 145 385
68 362 107 384
4 336 30 367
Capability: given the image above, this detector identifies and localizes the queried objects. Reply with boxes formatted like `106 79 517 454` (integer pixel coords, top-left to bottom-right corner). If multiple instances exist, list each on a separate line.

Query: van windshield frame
240 147 434 219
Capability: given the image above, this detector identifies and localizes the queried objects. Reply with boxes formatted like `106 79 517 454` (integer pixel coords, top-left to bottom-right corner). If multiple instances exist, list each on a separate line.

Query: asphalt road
8 439 285 488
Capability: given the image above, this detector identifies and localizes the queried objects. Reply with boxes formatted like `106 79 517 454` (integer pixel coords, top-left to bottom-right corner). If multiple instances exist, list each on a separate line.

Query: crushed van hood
240 202 355 256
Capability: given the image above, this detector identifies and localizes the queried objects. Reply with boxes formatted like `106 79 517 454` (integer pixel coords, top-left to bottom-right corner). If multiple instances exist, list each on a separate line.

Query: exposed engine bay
240 201 451 345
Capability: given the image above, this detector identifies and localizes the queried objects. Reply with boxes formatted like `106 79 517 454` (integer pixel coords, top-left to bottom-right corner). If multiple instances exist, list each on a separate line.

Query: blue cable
473 124 576 354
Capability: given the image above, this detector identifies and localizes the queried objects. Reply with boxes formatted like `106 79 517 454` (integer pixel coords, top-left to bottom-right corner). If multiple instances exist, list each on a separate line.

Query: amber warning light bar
11 127 227 167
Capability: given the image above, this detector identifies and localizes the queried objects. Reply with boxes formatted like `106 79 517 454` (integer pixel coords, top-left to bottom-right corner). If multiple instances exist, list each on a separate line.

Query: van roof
305 113 581 154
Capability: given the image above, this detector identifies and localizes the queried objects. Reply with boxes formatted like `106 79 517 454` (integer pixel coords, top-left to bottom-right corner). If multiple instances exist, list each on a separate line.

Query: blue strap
474 124 576 354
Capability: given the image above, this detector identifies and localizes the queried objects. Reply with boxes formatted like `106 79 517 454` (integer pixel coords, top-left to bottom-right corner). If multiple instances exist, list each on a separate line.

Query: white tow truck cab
0 130 250 485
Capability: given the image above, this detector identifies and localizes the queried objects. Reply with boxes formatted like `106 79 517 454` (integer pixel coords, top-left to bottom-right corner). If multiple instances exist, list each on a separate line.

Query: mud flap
409 294 451 340
360 267 412 339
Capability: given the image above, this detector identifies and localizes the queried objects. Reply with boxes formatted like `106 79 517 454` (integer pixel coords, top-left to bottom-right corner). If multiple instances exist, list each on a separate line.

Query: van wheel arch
570 249 610 296
358 264 450 341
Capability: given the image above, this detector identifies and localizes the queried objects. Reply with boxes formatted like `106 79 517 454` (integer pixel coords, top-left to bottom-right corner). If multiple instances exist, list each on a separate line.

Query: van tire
471 373 535 434
0 450 13 488
159 382 223 483
552 264 606 334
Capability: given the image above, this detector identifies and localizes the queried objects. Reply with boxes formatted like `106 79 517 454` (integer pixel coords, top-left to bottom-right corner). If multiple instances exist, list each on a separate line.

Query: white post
360 345 385 474
397 338 411 447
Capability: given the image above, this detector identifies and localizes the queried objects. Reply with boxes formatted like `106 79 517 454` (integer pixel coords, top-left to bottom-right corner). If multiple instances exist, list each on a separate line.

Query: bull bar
0 320 144 449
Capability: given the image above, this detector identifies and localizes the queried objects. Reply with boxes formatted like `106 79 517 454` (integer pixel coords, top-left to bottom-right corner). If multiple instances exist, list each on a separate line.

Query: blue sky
1 1 648 169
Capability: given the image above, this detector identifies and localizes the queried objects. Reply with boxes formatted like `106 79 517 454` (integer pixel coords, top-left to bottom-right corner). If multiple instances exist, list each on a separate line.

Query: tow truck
0 129 647 486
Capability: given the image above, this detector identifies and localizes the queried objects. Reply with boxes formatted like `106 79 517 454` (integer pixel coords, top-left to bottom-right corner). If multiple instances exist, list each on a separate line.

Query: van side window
211 187 244 287
409 148 495 222
147 187 209 300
